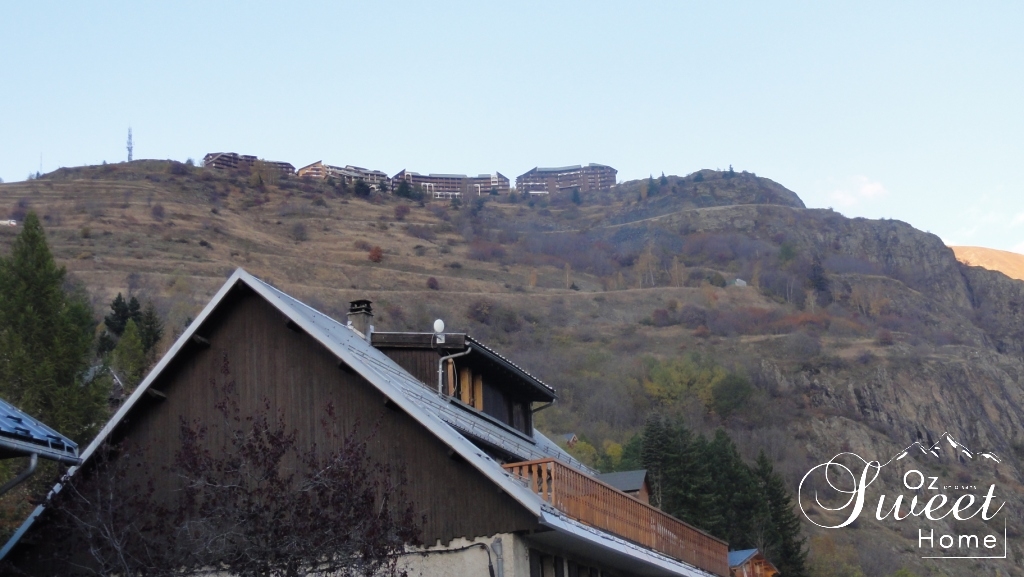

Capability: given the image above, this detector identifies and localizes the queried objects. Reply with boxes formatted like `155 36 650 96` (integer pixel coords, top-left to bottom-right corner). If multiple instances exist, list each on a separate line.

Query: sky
2 2 1023 252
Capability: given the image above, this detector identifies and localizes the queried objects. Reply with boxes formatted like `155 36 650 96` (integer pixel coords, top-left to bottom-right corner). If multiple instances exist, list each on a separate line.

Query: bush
426 277 439 290
711 373 753 418
785 332 821 359
394 205 410 221
467 299 496 324
353 240 371 251
151 204 166 220
289 222 308 242
876 329 895 346
368 246 383 262
405 224 436 241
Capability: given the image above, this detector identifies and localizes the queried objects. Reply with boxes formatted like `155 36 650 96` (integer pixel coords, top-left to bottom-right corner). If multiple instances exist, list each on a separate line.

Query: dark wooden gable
11 284 539 571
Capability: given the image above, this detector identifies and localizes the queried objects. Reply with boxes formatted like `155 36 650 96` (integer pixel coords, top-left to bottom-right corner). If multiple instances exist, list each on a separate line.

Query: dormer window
371 332 556 438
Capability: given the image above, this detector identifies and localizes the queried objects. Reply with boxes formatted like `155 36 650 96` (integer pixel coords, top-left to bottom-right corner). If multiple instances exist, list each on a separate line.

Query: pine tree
138 301 163 356
104 293 129 336
640 415 673 509
755 451 808 577
0 212 108 443
112 319 146 393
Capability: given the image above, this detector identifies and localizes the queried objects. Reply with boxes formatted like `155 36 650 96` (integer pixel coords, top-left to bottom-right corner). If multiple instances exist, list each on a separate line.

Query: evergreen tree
112 319 146 393
0 212 108 443
104 293 141 337
138 301 164 356
640 415 673 508
755 451 808 577
703 430 764 547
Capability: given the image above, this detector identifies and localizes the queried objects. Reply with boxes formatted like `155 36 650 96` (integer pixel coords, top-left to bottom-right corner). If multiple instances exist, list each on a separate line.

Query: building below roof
596 469 651 504
728 549 778 577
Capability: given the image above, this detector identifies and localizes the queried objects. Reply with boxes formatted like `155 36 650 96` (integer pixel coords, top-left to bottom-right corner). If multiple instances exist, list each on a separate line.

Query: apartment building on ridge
516 164 617 194
392 170 510 199
297 161 391 190
202 152 295 175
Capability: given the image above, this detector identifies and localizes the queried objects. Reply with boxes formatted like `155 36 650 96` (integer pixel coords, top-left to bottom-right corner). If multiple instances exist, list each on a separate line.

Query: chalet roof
1 269 715 577
727 549 758 567
0 397 79 465
595 470 647 493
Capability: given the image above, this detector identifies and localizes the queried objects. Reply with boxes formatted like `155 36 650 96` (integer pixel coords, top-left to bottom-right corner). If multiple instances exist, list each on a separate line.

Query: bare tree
26 354 422 577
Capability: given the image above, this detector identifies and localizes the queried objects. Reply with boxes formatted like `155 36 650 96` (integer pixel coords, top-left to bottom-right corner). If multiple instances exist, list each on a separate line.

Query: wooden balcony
503 458 729 577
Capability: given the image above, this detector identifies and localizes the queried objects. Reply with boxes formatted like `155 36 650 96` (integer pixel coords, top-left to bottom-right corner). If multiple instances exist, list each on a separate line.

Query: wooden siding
12 286 539 572
379 347 441 389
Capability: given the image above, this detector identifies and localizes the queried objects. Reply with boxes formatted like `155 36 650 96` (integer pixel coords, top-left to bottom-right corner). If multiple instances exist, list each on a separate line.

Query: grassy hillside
2 161 1023 576
951 245 1024 281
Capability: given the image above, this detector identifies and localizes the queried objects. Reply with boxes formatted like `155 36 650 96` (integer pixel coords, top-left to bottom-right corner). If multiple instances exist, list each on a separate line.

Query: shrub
393 205 411 221
876 329 895 346
168 161 190 176
289 223 308 242
426 277 439 290
785 332 821 359
368 246 383 262
678 305 709 329
467 299 496 324
353 240 371 251
151 204 166 220
405 224 436 241
711 373 753 418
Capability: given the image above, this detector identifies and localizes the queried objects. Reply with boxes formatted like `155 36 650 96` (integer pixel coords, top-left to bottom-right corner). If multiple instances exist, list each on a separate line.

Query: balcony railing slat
504 458 729 577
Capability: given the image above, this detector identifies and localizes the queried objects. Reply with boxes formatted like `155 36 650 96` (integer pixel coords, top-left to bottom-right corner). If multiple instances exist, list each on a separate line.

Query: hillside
2 161 1023 575
950 245 1024 281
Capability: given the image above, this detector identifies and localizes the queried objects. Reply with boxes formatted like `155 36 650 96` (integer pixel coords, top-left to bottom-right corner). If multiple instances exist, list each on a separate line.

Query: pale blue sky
2 2 1022 251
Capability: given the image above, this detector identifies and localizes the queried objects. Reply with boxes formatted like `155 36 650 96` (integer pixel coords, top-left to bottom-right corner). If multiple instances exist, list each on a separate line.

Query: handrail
503 458 730 577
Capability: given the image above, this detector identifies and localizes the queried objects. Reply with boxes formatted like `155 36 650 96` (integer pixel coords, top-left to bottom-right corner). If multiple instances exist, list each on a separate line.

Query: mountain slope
1 161 1023 575
951 245 1024 281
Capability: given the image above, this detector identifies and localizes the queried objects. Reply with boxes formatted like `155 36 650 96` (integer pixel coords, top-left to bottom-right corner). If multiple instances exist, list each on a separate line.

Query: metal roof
595 470 648 493
727 549 758 567
0 269 713 576
465 335 556 398
0 397 78 464
535 165 582 173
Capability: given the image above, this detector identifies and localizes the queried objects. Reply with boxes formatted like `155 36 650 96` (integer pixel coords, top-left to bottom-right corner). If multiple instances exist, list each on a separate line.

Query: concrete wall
398 533 532 577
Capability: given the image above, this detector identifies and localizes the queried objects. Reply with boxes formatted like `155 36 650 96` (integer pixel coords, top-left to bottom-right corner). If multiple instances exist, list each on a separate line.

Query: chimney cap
349 299 373 314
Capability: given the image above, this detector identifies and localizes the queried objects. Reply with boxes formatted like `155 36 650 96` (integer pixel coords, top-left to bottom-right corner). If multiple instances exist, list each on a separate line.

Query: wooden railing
503 458 730 577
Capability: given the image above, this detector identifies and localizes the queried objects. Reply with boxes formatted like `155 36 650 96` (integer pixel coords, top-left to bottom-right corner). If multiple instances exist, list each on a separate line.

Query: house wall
9 285 540 573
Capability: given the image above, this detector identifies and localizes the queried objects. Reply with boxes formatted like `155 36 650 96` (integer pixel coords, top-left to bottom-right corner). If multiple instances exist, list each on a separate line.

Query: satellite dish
433 319 445 334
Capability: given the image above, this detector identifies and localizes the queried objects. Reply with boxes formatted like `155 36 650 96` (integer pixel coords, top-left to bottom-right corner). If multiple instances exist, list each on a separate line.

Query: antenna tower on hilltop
127 127 133 162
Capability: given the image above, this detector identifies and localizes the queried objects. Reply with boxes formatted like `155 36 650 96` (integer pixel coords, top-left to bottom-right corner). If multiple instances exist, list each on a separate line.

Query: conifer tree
0 212 107 443
112 319 146 392
755 451 808 577
138 301 163 356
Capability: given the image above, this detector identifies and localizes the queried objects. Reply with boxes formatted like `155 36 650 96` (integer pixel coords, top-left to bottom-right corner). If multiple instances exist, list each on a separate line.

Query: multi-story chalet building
393 170 511 199
1 270 729 577
296 161 391 190
516 164 617 194
202 152 295 175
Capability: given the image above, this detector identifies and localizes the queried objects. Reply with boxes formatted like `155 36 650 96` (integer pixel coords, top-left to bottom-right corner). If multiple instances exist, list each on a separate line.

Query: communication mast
127 127 133 162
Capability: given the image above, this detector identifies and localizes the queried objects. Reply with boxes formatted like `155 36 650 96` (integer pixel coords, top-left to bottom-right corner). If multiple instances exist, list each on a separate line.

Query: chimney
347 299 373 340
